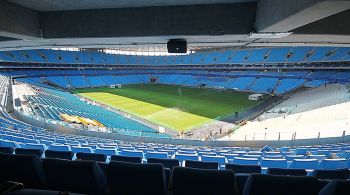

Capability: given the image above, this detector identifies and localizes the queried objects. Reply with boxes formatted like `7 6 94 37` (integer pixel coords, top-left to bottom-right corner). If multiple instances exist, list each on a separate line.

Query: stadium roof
0 0 349 51
7 0 257 11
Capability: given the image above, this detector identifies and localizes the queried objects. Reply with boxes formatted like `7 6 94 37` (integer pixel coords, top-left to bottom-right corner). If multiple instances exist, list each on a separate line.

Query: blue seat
260 145 273 152
0 139 20 148
338 150 350 159
263 151 281 156
260 158 287 169
263 155 284 159
243 155 262 160
232 157 260 165
295 148 307 155
201 155 226 166
175 153 199 164
319 159 348 169
49 144 71 152
118 150 144 158
26 143 48 152
198 152 216 157
94 148 117 156
71 146 93 153
247 151 263 155
158 149 175 156
220 153 239 162
285 155 305 161
289 158 318 169
317 150 332 157
177 150 197 155
40 140 55 147
307 154 327 161
145 151 169 159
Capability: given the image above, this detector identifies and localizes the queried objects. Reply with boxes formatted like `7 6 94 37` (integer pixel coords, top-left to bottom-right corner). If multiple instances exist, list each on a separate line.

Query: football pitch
74 84 263 131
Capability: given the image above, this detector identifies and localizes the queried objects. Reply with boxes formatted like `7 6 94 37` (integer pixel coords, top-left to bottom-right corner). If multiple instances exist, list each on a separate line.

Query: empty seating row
0 47 349 66
0 152 349 195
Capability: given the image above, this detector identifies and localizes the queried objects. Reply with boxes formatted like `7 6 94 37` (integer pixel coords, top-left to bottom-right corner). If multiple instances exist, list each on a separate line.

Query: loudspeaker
167 39 187 53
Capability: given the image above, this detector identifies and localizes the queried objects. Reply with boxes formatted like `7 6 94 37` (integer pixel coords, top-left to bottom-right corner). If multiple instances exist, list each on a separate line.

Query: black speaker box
167 39 187 53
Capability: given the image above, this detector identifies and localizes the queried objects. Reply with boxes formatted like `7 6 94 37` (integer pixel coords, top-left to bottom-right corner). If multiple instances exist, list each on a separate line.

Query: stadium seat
0 140 20 148
42 158 108 195
225 164 261 174
307 154 327 161
247 151 263 155
318 159 348 169
48 144 71 152
285 155 305 161
312 168 350 180
295 148 308 155
76 152 107 162
232 157 260 165
338 150 350 159
172 166 237 195
242 174 322 195
106 161 166 195
221 153 239 162
147 158 180 169
45 150 74 160
146 158 179 188
319 180 350 195
40 140 54 147
264 151 281 156
289 159 319 169
145 151 169 159
15 148 43 157
94 148 117 156
25 143 48 152
175 153 199 164
263 155 284 159
243 154 262 160
111 155 142 163
266 168 307 176
185 160 219 170
260 158 287 168
0 153 46 189
201 155 226 166
118 150 144 158
0 146 14 154
234 173 250 195
71 146 93 153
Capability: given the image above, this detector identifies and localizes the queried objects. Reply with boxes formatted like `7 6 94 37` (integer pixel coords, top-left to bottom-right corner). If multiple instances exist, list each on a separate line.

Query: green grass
73 84 262 131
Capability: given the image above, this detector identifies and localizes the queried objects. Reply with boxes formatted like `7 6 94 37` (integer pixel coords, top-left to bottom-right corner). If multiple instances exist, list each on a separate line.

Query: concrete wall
0 1 40 38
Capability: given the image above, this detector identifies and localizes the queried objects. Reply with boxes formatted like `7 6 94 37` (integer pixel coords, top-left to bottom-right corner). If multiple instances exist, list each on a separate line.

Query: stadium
0 0 349 194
